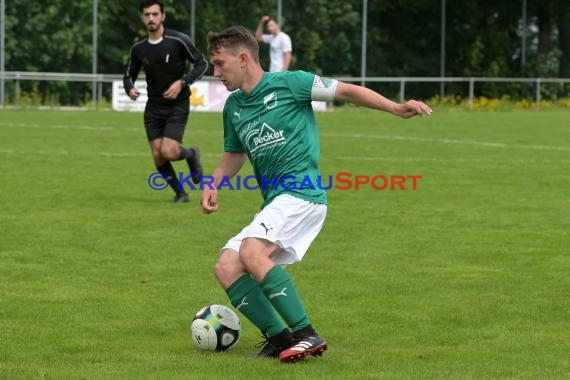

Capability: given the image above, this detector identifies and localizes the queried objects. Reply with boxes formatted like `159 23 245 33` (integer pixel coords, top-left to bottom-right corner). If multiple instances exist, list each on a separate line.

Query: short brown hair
265 16 278 25
207 26 259 63
140 1 164 13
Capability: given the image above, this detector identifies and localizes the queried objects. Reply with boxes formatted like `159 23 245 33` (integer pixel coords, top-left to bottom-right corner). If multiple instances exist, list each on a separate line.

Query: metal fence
339 76 570 111
1 71 569 111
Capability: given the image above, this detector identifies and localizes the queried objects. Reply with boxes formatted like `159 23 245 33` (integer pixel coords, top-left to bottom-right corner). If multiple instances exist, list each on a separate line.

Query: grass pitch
1 108 569 379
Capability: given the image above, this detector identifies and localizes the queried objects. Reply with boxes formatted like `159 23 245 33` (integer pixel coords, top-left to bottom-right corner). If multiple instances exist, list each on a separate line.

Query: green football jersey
223 70 328 209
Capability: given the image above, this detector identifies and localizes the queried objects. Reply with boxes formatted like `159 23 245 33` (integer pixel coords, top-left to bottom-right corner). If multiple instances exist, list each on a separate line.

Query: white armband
311 75 338 102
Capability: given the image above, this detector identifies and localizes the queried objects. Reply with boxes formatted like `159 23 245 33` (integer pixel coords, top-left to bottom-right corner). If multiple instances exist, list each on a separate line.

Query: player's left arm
282 35 293 71
335 82 432 119
283 51 292 71
180 33 209 88
164 33 209 99
163 38 208 99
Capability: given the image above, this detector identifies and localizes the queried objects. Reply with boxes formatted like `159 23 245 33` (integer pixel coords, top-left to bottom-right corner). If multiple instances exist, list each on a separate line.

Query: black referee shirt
123 29 208 104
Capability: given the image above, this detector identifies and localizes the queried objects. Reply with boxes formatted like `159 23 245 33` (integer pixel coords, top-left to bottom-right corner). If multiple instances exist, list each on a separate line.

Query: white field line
0 121 139 132
321 132 570 152
0 149 568 165
1 121 569 152
334 156 570 164
0 149 219 159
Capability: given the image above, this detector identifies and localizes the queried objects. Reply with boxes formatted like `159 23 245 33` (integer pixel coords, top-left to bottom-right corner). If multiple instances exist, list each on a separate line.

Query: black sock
178 146 194 160
293 324 317 338
156 162 185 194
269 329 295 346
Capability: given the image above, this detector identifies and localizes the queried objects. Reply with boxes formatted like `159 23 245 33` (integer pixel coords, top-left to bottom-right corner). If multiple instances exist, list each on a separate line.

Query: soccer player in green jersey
201 26 432 363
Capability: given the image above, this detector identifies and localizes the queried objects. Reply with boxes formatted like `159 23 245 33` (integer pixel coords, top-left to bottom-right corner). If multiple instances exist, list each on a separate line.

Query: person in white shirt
255 15 292 72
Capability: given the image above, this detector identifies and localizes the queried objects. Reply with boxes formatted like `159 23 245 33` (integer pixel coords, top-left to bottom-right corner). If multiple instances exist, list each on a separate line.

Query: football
191 304 241 352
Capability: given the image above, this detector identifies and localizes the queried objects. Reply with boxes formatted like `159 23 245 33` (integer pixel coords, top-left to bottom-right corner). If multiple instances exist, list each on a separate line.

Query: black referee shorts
143 99 190 143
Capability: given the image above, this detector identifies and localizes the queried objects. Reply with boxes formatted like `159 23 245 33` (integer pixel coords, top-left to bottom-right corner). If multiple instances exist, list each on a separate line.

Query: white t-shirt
261 32 292 72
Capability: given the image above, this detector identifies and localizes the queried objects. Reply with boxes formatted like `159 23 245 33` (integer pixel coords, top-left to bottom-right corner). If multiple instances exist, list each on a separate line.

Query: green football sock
226 274 286 337
260 265 310 332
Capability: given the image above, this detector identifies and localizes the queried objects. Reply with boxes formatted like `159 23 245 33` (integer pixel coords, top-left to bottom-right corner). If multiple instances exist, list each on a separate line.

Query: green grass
1 108 569 379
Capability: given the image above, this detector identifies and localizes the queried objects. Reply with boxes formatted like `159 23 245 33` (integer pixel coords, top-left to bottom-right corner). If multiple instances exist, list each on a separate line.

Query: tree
1 0 568 105
5 0 94 104
558 3 570 78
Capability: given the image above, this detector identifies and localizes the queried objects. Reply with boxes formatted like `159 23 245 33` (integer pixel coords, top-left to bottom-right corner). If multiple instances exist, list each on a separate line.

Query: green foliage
428 94 570 111
1 0 570 105
533 48 563 77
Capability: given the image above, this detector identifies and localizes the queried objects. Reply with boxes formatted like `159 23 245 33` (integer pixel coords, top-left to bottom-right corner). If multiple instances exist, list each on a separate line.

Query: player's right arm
123 46 142 100
200 152 247 214
255 16 270 41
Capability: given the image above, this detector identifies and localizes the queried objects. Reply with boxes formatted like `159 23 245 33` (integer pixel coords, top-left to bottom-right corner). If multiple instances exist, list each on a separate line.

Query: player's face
141 5 165 32
267 20 278 35
210 47 244 92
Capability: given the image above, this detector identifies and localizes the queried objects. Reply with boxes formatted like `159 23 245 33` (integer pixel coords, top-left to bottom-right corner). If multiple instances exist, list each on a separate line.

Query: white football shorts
221 194 327 265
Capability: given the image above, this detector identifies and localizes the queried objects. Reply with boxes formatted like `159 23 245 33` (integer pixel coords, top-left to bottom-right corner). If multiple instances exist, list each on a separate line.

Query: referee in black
123 0 209 203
